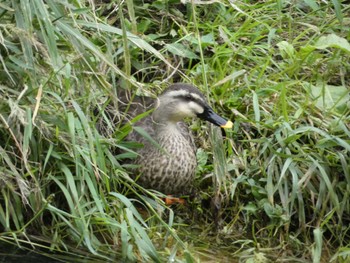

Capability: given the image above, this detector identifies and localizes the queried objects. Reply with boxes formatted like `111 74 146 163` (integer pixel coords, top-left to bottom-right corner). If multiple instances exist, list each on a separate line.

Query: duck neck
153 118 180 135
151 115 179 140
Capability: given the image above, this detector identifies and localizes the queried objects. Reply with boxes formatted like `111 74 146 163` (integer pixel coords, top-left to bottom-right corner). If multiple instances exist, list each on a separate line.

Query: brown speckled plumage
98 83 230 195
134 121 197 194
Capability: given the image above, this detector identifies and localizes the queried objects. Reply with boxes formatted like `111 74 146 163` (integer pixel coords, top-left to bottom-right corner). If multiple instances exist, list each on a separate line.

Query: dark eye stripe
184 94 192 101
173 93 198 101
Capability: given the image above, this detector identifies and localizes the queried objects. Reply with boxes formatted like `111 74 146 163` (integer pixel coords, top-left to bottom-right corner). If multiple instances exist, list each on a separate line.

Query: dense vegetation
0 0 349 262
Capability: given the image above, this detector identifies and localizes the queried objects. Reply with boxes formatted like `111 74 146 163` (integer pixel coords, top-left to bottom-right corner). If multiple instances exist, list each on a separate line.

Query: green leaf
314 34 350 54
165 43 199 59
303 0 319 11
252 91 260 123
302 81 349 112
277 41 295 59
331 0 343 23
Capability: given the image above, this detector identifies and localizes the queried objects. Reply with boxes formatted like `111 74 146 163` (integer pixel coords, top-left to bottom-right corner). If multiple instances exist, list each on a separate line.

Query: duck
99 83 232 196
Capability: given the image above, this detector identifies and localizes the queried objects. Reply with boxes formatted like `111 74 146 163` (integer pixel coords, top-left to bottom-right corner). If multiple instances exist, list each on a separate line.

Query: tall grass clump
0 0 349 262
0 0 189 261
189 1 350 261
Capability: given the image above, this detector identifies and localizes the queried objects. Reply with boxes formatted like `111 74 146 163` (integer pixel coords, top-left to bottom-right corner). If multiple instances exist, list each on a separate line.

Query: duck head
153 83 233 128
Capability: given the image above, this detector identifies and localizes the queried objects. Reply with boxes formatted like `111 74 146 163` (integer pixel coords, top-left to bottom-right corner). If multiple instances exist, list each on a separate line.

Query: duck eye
185 94 192 101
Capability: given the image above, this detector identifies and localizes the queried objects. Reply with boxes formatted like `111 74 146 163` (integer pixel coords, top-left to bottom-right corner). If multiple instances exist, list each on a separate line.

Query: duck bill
198 107 233 129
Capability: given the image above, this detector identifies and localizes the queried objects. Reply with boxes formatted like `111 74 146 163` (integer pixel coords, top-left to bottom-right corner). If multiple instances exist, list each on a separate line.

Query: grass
0 0 349 262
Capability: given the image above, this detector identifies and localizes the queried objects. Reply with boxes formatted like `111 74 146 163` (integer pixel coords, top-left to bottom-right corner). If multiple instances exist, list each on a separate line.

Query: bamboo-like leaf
165 43 199 59
63 19 175 76
252 91 260 123
32 0 63 70
110 192 147 228
331 0 343 23
312 228 323 263
125 208 160 262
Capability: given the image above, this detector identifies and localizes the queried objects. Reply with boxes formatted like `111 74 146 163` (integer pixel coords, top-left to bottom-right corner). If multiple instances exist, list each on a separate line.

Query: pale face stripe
188 101 204 114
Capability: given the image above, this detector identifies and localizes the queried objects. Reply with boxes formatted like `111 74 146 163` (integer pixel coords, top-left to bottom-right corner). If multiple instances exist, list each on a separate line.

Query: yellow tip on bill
221 120 233 129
